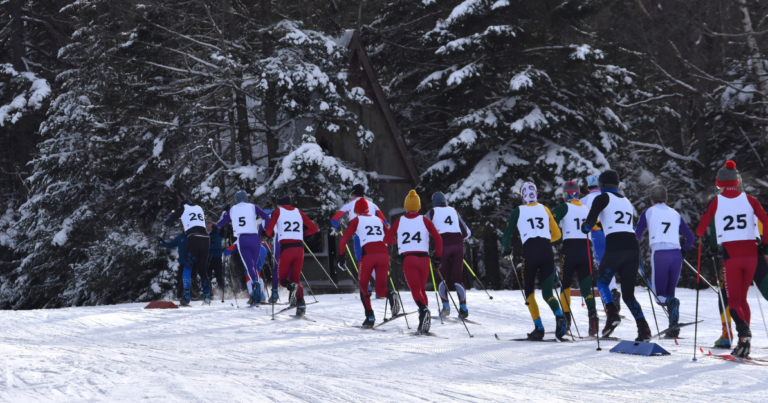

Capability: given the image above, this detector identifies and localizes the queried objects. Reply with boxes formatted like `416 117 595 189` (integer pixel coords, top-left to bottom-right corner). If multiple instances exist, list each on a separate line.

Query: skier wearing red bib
264 187 319 316
339 198 400 327
696 161 768 358
384 190 443 333
425 191 471 319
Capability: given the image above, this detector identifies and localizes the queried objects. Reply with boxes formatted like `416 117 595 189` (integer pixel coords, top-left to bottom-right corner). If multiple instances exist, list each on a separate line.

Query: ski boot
387 291 401 316
635 318 652 342
588 308 599 337
246 295 256 306
458 304 468 319
287 282 298 307
295 297 306 317
253 282 262 304
555 315 568 341
732 324 752 358
179 290 191 307
440 302 450 318
417 304 431 334
202 294 211 306
527 327 545 341
362 310 375 329
602 303 622 337
611 289 622 313
713 336 732 349
269 288 279 304
565 313 573 335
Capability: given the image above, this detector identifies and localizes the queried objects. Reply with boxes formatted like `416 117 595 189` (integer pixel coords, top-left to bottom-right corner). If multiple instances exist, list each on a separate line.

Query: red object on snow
144 301 179 309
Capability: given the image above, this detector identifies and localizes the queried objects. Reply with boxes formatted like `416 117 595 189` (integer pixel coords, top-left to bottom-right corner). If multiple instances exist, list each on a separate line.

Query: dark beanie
598 170 620 190
235 190 248 204
649 185 667 203
432 192 447 207
276 186 292 206
351 184 365 197
716 161 740 188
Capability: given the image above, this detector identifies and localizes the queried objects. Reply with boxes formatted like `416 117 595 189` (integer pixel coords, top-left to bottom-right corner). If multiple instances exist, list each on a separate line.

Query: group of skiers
160 159 767 358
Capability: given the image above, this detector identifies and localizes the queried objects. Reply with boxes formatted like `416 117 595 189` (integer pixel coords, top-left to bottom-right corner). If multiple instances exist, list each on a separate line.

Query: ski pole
388 260 410 329
682 259 718 292
462 260 493 299
555 271 580 340
302 240 338 288
429 260 445 325
431 260 473 338
265 243 282 302
754 279 768 338
693 240 702 361
712 255 734 343
638 258 662 337
300 271 318 303
637 259 670 318
505 255 527 300
586 239 601 351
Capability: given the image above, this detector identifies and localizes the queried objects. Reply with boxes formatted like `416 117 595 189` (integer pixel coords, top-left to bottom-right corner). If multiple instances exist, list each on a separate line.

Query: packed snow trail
1 288 767 402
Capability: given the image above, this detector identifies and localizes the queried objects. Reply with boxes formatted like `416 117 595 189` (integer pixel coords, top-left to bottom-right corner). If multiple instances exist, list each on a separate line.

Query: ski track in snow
1 288 767 402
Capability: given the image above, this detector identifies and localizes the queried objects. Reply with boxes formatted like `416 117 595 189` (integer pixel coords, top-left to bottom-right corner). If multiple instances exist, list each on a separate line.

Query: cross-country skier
384 190 443 334
164 201 211 307
265 187 319 316
581 174 622 312
206 220 225 300
551 180 599 336
635 185 694 338
218 190 271 306
338 198 399 327
697 161 768 357
331 184 388 263
158 231 186 298
581 170 652 341
502 182 568 341
425 191 471 319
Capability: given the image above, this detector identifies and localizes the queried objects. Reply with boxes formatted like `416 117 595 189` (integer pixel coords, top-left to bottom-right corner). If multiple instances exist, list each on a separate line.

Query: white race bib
646 204 681 246
517 204 551 244
355 215 386 246
431 207 460 234
229 203 259 237
714 193 756 244
397 216 429 254
181 205 206 231
597 193 635 235
561 203 588 240
276 207 303 241
339 197 383 221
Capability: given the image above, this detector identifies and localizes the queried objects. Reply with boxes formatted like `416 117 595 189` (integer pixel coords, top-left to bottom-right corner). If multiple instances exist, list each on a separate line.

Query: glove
224 203 231 212
759 243 768 256
580 222 591 234
502 249 513 259
433 257 442 271
337 254 348 271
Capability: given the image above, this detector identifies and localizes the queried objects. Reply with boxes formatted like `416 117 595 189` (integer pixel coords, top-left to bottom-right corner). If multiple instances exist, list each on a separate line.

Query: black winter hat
598 170 620 190
351 184 366 197
276 187 292 206
432 192 447 207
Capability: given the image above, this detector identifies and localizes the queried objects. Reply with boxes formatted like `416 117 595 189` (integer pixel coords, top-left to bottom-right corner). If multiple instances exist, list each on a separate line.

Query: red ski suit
697 188 768 326
384 212 443 307
265 205 319 299
339 215 390 310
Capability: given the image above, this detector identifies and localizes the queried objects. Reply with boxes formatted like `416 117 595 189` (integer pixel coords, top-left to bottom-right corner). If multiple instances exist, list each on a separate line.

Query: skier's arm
339 218 359 255
582 194 609 233
457 213 471 239
551 203 568 224
501 208 520 253
331 209 349 230
696 198 718 238
635 209 649 240
164 205 185 227
265 208 281 238
383 218 400 246
543 206 561 242
425 209 434 221
254 205 271 222
747 195 768 245
374 209 388 226
217 208 231 229
163 232 184 249
300 210 319 236
708 220 718 253
424 217 443 257
680 217 695 251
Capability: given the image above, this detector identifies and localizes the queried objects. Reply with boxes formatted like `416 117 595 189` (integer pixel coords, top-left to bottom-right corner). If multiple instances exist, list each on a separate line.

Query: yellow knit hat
404 190 421 212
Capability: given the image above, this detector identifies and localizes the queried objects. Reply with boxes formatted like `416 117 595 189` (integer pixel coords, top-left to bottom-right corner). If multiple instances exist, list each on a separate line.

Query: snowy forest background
1 0 767 309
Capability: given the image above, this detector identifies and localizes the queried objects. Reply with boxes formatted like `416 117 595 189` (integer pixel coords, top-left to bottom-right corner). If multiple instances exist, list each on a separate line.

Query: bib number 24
401 232 422 244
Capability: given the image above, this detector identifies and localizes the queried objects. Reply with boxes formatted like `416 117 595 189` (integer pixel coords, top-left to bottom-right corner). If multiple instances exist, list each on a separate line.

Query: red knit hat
354 198 369 215
716 160 740 188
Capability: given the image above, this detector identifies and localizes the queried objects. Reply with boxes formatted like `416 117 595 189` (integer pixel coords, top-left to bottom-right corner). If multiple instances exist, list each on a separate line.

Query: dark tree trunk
11 0 24 71
483 232 501 289
262 0 279 168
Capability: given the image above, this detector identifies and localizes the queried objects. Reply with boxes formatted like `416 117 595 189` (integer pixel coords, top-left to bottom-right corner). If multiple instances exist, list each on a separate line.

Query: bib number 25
723 214 747 231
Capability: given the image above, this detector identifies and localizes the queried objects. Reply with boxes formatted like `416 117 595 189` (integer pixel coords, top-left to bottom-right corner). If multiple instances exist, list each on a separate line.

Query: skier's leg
619 251 645 320
194 236 211 300
358 255 374 311
596 253 617 308
652 249 668 305
403 255 429 307
717 263 733 344
559 250 576 315
450 244 466 306
521 241 544 330
235 238 254 296
539 255 563 317
437 245 451 303
289 249 305 300
372 254 389 298
724 243 755 328
754 253 768 301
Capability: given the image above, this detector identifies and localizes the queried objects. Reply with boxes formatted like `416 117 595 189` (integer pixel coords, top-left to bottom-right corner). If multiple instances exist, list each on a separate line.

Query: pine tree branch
614 93 682 107
628 140 704 166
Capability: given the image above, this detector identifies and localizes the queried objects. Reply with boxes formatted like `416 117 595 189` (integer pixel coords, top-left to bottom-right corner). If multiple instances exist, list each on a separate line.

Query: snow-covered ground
2 287 767 402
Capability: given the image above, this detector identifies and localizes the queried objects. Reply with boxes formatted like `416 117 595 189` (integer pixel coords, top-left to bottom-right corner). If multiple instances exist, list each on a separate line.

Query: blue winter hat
586 174 599 188
235 190 248 204
432 192 447 207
